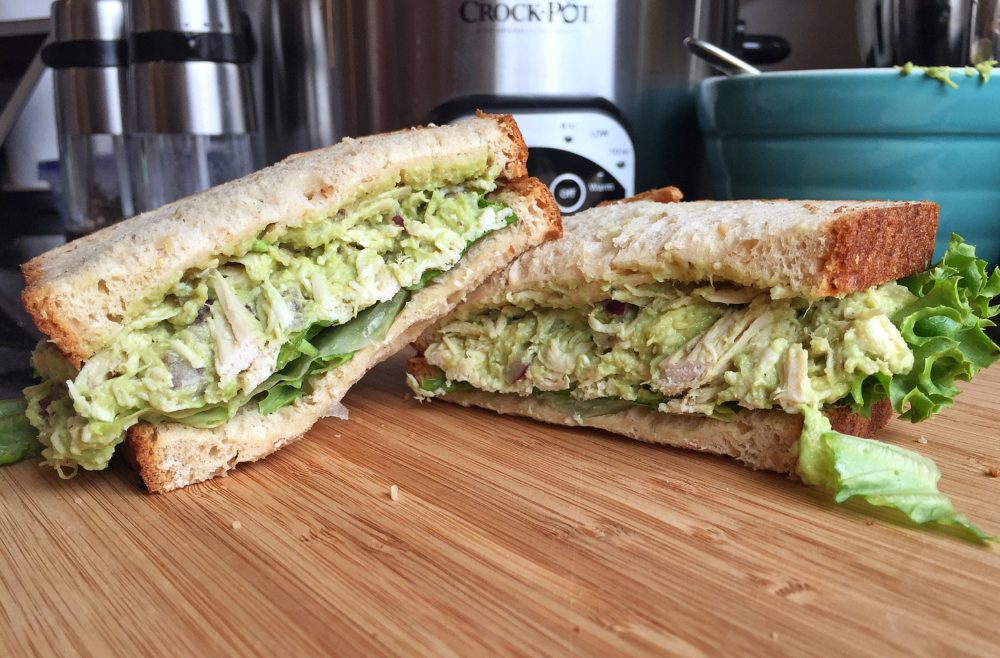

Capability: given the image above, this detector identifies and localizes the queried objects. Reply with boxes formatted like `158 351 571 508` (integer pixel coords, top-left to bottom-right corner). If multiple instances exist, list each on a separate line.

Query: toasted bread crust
407 358 891 475
597 186 684 206
479 111 530 182
821 202 938 296
500 177 563 242
21 260 80 367
822 399 893 439
124 178 560 492
22 114 531 368
407 355 443 382
410 333 434 355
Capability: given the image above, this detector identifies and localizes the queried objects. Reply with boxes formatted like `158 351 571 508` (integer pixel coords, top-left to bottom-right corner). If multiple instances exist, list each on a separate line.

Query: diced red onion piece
604 300 627 316
503 359 531 384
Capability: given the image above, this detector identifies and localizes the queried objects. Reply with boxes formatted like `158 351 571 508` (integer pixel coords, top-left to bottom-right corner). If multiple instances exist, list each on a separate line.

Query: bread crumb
916 435 928 444
865 520 876 526
988 467 1000 478
232 520 242 530
73 496 83 504
334 433 342 438
389 484 399 502
770 632 779 640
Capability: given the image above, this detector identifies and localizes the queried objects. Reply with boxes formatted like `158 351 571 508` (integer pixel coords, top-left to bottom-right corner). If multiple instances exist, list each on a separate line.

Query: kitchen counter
1 353 997 656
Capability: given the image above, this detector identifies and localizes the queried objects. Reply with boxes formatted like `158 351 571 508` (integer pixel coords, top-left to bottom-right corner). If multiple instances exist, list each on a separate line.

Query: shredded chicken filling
26 181 515 473
422 282 917 417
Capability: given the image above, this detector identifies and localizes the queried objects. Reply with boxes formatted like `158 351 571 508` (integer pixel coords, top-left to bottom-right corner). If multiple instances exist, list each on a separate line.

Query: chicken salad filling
26 180 517 473
416 282 916 417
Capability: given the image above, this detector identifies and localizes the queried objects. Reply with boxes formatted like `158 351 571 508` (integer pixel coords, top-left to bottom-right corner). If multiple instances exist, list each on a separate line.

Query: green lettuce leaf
416 371 642 417
406 269 443 292
848 234 1000 421
256 289 409 415
797 405 993 542
417 375 446 392
417 376 476 395
313 290 408 356
266 203 516 404
416 375 741 420
0 398 43 465
258 383 308 415
161 404 236 429
457 200 518 259
256 200 516 414
540 394 637 418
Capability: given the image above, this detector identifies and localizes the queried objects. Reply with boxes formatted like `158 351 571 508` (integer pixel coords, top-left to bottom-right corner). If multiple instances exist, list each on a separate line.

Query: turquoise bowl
697 69 1000 265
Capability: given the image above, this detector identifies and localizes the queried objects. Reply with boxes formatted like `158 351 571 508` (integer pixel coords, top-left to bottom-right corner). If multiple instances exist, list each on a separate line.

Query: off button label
549 173 587 214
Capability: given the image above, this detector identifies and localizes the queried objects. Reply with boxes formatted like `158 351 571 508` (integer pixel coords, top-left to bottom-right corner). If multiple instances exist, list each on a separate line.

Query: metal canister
126 0 259 213
42 0 133 235
858 0 1000 66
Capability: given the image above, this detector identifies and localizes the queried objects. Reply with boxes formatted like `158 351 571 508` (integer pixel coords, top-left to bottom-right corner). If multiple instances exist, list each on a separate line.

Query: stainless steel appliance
126 0 260 213
330 1 646 211
858 0 1000 66
241 0 340 163
3 0 790 228
322 1 786 212
43 0 133 235
335 1 647 212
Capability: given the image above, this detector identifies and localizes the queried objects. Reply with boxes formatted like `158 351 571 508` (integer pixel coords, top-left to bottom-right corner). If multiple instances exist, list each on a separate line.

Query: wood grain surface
1 353 998 657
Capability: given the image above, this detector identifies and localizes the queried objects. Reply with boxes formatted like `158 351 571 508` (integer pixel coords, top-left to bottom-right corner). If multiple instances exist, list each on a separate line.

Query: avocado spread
26 177 517 474
418 282 916 417
897 60 999 87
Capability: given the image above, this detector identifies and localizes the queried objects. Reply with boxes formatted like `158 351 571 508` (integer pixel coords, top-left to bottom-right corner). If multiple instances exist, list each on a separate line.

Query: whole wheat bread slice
124 180 560 492
23 113 529 368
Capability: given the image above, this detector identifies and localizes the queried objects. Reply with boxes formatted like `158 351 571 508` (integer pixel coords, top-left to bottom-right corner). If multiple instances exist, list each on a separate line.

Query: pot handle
737 33 791 65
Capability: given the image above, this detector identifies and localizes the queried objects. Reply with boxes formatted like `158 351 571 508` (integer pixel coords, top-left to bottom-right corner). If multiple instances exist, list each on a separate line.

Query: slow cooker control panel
511 109 635 214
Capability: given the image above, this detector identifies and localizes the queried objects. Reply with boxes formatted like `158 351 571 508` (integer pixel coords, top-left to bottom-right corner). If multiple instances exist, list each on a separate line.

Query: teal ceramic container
698 69 1000 265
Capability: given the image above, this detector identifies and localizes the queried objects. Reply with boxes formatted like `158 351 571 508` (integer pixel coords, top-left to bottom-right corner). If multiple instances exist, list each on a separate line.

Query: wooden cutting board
1 353 998 657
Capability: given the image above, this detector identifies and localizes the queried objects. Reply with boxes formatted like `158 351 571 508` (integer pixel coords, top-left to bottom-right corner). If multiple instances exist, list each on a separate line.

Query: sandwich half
409 193 1000 538
20 113 560 492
